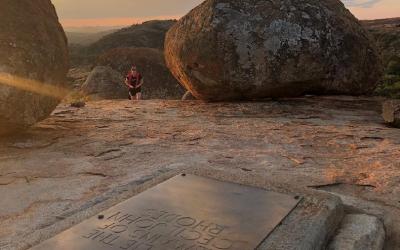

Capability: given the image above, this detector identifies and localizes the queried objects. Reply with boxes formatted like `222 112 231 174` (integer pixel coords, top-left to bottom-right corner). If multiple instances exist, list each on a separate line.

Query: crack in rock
78 172 109 178
93 149 121 157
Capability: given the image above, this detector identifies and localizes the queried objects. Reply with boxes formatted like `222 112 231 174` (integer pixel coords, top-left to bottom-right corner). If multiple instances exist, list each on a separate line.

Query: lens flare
0 73 69 100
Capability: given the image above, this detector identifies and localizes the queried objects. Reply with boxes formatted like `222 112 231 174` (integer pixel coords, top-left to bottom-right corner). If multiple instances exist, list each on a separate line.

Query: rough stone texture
328 214 385 250
1 97 400 249
322 192 400 250
165 0 382 101
382 100 400 127
81 66 126 100
97 47 185 99
259 194 344 250
0 0 69 135
67 66 92 89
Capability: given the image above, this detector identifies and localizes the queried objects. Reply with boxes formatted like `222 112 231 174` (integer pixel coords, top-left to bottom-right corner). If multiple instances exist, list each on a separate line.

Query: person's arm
125 77 134 88
136 77 144 88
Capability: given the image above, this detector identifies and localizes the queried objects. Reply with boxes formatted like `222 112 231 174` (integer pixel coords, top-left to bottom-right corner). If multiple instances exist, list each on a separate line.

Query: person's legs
129 89 140 102
135 87 142 100
128 89 135 100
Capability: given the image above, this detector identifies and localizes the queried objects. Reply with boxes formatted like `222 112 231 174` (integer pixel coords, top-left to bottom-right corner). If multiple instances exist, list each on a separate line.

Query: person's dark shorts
129 87 142 97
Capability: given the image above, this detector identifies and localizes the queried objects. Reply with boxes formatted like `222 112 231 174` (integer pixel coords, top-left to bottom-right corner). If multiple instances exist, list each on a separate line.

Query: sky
51 0 400 28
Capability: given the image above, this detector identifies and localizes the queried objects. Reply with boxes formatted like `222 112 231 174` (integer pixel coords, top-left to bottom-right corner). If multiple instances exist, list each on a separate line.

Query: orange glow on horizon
58 6 400 28
61 15 181 28
350 8 400 20
347 0 400 20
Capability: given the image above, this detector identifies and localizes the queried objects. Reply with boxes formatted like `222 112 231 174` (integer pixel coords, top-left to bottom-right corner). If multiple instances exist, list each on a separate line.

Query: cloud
341 0 382 8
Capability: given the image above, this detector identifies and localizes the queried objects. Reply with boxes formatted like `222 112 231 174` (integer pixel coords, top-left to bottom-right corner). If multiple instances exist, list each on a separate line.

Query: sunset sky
51 0 400 28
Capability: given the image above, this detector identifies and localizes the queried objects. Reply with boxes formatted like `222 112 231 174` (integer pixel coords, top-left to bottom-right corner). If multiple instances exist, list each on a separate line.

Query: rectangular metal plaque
30 174 300 250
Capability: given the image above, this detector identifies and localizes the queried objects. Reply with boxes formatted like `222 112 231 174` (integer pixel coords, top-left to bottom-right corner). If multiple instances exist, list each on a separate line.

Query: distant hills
361 17 400 66
66 30 118 46
68 20 177 66
86 20 176 54
362 17 400 29
64 26 125 33
65 26 124 46
65 21 176 48
362 18 400 98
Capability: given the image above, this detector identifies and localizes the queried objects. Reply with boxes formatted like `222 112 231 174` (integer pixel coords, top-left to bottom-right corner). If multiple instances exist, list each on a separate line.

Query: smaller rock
67 67 92 89
81 66 126 100
259 194 344 250
181 91 196 101
328 214 385 250
382 100 400 127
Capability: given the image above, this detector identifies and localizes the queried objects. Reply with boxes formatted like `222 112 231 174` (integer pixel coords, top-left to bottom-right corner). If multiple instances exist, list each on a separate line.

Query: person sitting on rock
125 65 144 101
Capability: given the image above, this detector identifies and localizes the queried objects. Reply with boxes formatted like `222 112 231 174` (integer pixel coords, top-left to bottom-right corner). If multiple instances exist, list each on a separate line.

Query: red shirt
126 72 143 89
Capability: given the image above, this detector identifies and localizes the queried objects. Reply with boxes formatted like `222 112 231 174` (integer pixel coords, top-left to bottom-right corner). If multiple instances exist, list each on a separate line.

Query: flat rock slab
328 214 385 250
30 175 300 250
1 97 400 249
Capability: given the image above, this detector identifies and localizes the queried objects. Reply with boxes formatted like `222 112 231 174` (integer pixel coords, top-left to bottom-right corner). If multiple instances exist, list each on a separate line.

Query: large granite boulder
97 47 185 99
165 0 383 101
81 66 127 100
0 0 69 135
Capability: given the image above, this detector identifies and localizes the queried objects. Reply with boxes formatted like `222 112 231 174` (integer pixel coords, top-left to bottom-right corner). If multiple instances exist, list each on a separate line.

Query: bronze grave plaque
30 174 300 250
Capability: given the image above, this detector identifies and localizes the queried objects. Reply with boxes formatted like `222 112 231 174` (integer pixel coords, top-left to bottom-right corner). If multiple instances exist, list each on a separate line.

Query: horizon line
60 15 181 28
60 15 400 29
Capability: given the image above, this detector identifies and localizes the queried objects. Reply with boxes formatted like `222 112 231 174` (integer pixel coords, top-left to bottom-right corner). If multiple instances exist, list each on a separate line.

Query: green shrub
64 90 89 104
386 57 400 75
375 80 400 99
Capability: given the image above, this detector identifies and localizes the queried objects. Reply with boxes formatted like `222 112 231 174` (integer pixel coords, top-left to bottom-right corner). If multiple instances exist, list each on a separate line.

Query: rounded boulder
81 66 126 100
0 0 69 134
165 0 383 101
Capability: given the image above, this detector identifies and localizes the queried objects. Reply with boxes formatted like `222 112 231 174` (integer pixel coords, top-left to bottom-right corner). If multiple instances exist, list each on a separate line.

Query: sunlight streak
0 73 69 100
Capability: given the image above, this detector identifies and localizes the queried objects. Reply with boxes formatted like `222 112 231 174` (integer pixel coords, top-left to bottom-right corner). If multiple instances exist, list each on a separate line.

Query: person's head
131 65 137 73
